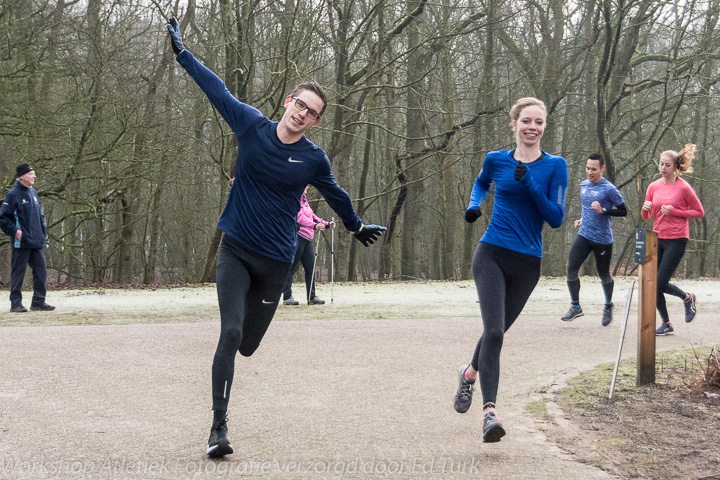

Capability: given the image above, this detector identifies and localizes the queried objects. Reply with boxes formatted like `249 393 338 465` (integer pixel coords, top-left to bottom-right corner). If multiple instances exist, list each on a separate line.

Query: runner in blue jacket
454 98 568 443
0 163 54 312
167 17 385 458
561 154 626 326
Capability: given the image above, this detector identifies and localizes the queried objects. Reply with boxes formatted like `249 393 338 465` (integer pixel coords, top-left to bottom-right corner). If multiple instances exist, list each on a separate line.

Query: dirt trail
1 278 718 479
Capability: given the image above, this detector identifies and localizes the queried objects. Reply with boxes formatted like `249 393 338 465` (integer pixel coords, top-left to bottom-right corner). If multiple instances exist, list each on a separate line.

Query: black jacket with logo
0 182 48 249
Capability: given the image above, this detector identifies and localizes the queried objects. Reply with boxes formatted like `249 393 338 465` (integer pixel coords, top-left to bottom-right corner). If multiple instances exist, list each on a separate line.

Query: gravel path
1 279 718 479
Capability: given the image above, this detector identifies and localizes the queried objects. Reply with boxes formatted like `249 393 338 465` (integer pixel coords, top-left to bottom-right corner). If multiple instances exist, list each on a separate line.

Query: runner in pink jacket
283 186 336 305
641 144 705 336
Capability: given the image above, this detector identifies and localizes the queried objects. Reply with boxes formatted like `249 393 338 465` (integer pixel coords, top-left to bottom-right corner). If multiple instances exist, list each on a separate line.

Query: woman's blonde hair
661 144 696 175
509 97 547 126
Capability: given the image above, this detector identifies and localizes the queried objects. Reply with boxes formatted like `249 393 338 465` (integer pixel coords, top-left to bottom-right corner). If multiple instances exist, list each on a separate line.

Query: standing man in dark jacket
0 163 55 312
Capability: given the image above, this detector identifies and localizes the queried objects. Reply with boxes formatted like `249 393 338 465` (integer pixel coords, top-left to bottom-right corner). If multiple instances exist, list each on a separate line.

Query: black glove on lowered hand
464 206 482 223
514 161 527 181
353 224 387 247
166 17 186 55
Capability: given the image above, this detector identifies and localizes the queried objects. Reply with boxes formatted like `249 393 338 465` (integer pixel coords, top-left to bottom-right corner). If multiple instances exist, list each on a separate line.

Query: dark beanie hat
16 163 33 178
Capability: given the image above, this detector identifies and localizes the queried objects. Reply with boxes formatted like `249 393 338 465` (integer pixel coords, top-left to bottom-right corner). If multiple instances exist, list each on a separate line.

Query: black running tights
212 235 291 412
656 237 688 323
282 236 317 301
470 242 541 406
566 235 614 304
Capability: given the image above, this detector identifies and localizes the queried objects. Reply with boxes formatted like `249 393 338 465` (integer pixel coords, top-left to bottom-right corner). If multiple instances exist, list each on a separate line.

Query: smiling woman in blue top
453 98 568 443
166 17 386 458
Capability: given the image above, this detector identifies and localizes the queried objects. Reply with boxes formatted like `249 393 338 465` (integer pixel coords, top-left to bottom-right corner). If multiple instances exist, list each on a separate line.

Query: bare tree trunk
74 0 104 284
462 2 496 280
401 0 427 280
381 81 399 279
199 0 240 283
687 2 718 276
438 13 456 280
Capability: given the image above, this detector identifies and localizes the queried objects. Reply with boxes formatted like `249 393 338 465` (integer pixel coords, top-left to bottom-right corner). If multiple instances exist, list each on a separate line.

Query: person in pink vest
282 186 335 305
641 144 705 336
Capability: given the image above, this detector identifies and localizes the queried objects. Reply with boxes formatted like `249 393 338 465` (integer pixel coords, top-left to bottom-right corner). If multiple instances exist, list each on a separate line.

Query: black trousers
212 235 291 411
10 247 47 308
566 235 614 304
471 242 541 405
656 238 688 323
282 236 317 302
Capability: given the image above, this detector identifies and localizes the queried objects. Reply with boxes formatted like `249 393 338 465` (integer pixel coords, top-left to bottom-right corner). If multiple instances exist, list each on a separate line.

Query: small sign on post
634 228 647 264
636 228 658 386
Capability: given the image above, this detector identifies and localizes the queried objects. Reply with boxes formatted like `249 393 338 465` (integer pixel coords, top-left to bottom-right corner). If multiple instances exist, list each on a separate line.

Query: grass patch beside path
2 277 717 327
1 281 485 327
540 347 720 479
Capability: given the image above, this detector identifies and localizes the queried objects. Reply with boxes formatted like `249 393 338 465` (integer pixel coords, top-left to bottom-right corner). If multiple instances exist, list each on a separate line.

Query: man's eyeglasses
291 96 321 120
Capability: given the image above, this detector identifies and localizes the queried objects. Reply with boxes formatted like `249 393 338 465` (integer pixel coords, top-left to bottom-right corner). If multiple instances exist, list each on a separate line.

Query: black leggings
212 235 291 411
471 242 541 406
283 236 316 301
656 238 688 323
566 235 614 304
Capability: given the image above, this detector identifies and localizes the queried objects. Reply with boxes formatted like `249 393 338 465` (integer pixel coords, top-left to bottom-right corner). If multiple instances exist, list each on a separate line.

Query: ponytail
661 144 696 175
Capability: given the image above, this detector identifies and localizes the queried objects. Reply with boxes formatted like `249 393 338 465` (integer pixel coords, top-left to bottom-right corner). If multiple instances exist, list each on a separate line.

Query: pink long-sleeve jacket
297 194 328 241
641 177 704 239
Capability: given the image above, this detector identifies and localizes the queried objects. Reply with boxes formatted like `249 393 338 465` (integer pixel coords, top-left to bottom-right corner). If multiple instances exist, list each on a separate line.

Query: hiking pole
308 230 322 303
331 217 335 304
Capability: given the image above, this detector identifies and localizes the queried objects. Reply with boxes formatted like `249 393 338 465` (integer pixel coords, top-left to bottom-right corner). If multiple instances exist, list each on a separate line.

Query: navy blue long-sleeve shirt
177 50 362 263
467 149 568 257
0 182 48 249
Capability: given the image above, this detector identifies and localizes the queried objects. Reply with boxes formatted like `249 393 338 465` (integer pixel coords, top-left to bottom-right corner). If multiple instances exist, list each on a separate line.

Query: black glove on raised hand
353 224 387 247
166 17 186 55
514 161 527 181
464 206 482 223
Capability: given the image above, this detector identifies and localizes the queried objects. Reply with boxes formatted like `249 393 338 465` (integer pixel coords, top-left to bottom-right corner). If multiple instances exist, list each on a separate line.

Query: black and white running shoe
207 416 234 458
684 293 696 323
561 305 583 322
656 322 674 336
601 303 614 327
453 365 475 414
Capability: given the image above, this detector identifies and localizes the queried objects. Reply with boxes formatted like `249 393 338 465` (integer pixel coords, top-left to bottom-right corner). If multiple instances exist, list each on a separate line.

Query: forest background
1 0 718 286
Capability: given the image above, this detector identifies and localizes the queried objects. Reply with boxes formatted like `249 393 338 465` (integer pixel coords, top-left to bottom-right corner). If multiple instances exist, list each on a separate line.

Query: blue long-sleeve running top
577 178 625 244
177 50 362 263
467 149 568 257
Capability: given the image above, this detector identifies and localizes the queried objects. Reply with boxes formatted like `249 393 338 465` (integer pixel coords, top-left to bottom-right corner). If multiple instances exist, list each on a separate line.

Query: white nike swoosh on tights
262 299 274 304
288 157 303 163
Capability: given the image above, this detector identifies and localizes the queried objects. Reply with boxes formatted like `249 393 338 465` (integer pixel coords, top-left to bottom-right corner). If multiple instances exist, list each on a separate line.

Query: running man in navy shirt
561 154 626 326
454 98 568 442
167 17 385 458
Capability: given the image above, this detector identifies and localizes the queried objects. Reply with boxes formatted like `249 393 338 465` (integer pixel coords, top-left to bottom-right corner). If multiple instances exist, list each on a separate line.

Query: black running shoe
482 411 506 443
655 322 674 336
684 293 696 323
601 303 613 327
207 416 234 458
561 305 583 322
453 365 475 414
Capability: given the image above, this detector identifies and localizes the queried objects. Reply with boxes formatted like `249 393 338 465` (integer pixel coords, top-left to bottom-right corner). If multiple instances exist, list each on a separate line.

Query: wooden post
637 229 658 385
